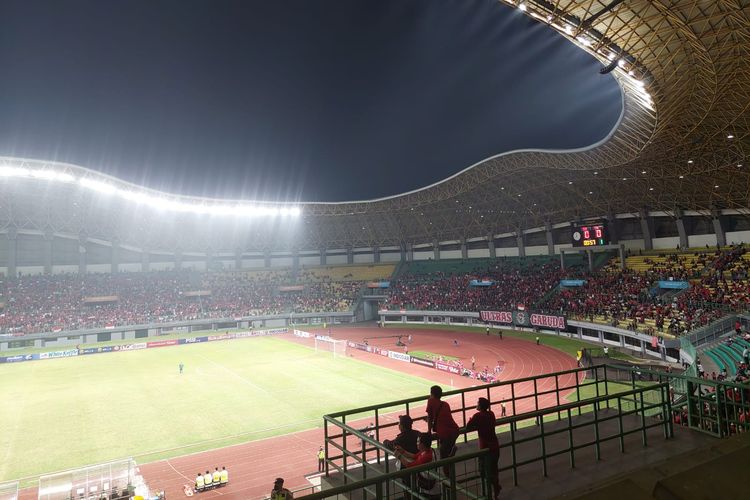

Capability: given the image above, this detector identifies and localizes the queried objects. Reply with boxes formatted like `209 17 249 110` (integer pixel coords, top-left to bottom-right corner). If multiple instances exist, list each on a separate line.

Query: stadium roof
1 0 749 252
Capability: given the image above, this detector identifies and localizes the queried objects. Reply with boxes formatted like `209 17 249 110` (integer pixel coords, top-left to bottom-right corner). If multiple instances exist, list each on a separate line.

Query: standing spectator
465 398 501 499
471 355 476 370
270 478 293 499
743 346 750 366
317 447 325 473
536 336 540 345
383 415 419 455
486 326 490 336
426 385 460 466
498 330 503 340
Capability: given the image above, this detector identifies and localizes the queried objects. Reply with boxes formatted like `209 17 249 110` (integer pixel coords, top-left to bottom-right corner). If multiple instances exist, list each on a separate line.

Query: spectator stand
0 481 18 500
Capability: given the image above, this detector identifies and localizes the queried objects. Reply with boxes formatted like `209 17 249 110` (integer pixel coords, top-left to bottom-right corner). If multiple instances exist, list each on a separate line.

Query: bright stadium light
80 178 117 194
518 2 527 11
0 166 30 177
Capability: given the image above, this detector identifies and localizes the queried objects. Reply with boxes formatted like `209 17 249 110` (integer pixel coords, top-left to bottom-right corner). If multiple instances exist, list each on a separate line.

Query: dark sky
0 0 621 202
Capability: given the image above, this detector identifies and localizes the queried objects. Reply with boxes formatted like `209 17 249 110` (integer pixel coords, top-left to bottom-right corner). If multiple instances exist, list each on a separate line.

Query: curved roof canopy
1 0 748 252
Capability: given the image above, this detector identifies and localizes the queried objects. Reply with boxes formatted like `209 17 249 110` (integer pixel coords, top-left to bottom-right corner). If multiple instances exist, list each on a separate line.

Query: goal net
314 335 347 358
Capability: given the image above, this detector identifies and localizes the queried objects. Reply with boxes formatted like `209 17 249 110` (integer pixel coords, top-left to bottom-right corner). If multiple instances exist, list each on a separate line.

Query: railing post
375 408 381 464
555 375 561 421
540 415 548 477
324 418 330 477
510 419 518 486
567 408 575 468
640 390 648 447
449 461 457 500
617 397 624 453
461 391 468 443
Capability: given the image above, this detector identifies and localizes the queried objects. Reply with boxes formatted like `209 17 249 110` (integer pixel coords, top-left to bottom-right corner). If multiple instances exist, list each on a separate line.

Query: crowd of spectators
0 270 363 335
384 263 571 312
543 245 748 335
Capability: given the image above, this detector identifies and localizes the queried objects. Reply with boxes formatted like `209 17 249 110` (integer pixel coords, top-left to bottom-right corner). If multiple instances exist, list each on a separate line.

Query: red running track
26 327 579 500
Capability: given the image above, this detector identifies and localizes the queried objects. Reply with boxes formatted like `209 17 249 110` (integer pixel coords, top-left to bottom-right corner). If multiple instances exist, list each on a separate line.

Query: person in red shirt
465 397 501 499
426 385 460 469
395 433 440 499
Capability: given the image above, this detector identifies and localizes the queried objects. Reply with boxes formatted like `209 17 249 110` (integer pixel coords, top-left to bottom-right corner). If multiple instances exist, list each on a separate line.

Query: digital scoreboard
572 223 609 247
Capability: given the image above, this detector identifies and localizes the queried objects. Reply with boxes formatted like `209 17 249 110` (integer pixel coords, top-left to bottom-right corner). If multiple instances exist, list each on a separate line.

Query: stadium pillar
43 229 54 275
111 238 120 273
292 248 300 274
373 246 380 263
516 231 525 257
545 221 554 255
487 235 496 259
639 209 653 250
264 250 271 268
674 208 688 249
712 208 726 246
320 248 327 265
607 212 620 244
433 240 439 260
78 234 87 274
235 248 242 270
174 248 182 270
205 247 214 271
400 242 413 262
587 250 594 272
347 247 354 265
141 248 150 272
461 238 468 259
6 227 18 278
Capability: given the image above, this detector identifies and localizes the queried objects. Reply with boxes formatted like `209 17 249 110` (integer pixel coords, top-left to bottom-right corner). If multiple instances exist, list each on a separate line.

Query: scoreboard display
572 223 609 247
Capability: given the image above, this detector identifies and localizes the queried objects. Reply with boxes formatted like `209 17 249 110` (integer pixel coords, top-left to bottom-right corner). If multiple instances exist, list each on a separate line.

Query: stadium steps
703 350 727 375
711 346 737 375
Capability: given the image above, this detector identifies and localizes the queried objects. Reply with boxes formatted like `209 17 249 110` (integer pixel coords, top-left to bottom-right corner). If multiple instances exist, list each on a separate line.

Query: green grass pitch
0 336 436 483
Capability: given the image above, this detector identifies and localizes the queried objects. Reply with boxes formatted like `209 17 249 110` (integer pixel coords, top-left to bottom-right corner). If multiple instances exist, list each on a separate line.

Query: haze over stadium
0 1 749 500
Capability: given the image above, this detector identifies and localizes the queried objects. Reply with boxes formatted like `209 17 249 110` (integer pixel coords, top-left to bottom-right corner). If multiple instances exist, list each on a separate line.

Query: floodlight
80 178 117 194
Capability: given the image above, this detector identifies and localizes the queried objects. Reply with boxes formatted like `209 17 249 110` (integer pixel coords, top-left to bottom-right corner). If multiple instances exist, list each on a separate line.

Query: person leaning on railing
464 397 501 500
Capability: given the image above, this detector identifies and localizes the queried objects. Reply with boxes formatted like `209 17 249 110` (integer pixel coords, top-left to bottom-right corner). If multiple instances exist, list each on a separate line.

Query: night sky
0 0 621 202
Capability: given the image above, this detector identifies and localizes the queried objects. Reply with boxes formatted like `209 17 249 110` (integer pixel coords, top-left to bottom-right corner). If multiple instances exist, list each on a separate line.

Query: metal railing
496 383 672 486
318 365 675 498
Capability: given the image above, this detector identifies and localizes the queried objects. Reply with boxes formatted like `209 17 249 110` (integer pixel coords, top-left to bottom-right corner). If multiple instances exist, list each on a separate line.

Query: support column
619 244 626 270
712 208 726 246
174 247 183 270
639 209 653 250
293 248 300 274
373 246 380 263
545 221 554 256
235 248 242 270
487 235 496 259
111 238 120 273
205 247 214 271
587 250 594 272
141 247 150 272
400 242 412 262
320 248 327 266
433 240 439 260
516 230 526 257
7 227 18 278
460 238 468 259
43 229 54 275
264 250 271 268
607 212 620 244
78 233 87 275
675 208 688 249
347 247 354 265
